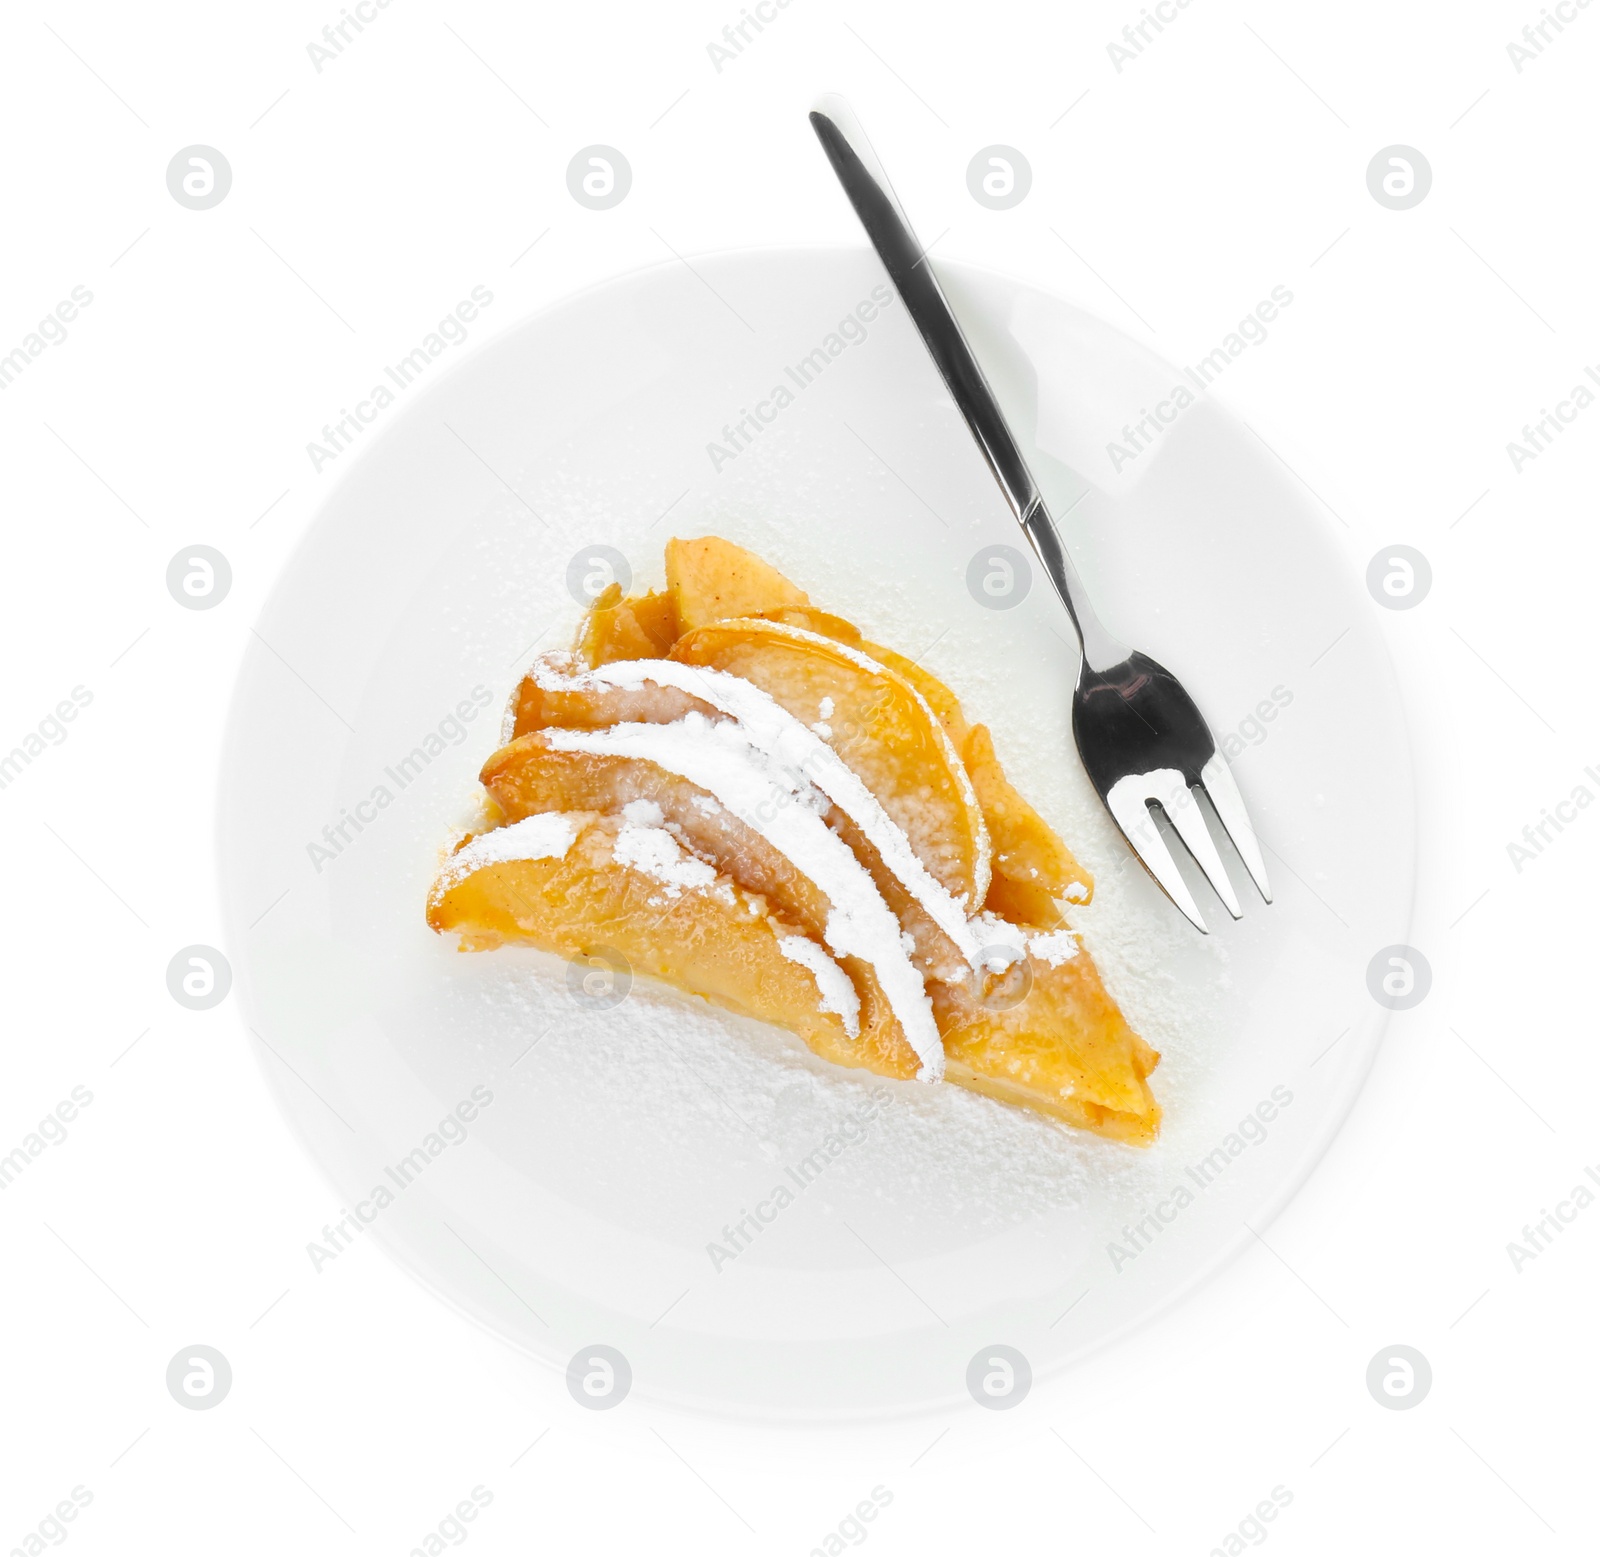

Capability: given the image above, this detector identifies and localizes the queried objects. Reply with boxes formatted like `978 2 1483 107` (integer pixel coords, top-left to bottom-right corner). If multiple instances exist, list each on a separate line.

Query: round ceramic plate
219 247 1413 1419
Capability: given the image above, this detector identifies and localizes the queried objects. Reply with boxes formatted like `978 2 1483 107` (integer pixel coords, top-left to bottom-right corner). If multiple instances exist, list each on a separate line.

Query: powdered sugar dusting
430 812 577 900
1028 928 1080 967
454 951 1143 1254
777 935 861 1037
610 818 723 900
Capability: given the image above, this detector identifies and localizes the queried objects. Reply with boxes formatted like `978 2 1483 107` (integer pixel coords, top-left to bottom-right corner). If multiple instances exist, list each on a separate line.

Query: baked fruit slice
482 736 838 944
778 626 1095 921
508 659 713 740
666 535 808 630
430 535 1161 1143
670 617 992 913
960 724 1092 928
428 811 922 1079
934 959 1161 1145
577 581 680 666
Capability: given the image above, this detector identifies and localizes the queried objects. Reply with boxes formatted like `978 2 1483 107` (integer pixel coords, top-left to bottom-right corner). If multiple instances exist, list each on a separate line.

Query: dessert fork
810 96 1271 932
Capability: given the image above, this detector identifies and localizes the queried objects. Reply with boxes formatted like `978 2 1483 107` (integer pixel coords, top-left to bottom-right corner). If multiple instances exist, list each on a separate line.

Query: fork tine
1105 774 1209 934
1159 776 1243 921
1199 754 1272 904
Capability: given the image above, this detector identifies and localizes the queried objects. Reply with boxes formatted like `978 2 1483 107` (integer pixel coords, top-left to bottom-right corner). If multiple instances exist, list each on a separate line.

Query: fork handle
809 97 1128 672
1016 499 1129 672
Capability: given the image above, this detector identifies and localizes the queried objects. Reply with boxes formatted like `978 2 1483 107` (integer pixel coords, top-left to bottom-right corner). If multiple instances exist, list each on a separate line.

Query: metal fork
810 95 1271 932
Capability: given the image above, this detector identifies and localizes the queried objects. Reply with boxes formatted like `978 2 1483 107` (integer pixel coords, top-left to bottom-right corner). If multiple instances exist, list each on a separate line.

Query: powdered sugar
1027 928 1080 967
429 812 577 900
967 912 1028 969
610 818 724 900
777 935 861 1037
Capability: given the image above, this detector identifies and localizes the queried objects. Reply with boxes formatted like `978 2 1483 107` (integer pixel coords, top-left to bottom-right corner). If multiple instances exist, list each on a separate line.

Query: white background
2 0 1595 1552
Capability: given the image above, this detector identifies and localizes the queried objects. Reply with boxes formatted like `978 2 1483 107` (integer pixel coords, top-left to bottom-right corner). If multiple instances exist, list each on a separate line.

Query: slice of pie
427 536 1160 1144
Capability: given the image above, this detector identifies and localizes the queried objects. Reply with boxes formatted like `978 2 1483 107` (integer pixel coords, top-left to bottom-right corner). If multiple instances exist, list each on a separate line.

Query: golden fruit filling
427 536 1160 1144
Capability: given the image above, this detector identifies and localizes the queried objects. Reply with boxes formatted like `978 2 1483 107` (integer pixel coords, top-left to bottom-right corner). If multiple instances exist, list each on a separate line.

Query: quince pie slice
429 535 1160 1144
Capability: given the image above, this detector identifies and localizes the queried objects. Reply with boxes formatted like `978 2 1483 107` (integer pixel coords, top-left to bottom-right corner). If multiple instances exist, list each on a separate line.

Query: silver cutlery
809 95 1271 932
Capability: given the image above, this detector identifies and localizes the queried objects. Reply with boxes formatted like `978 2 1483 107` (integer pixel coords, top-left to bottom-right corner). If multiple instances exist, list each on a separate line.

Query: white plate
219 247 1413 1419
